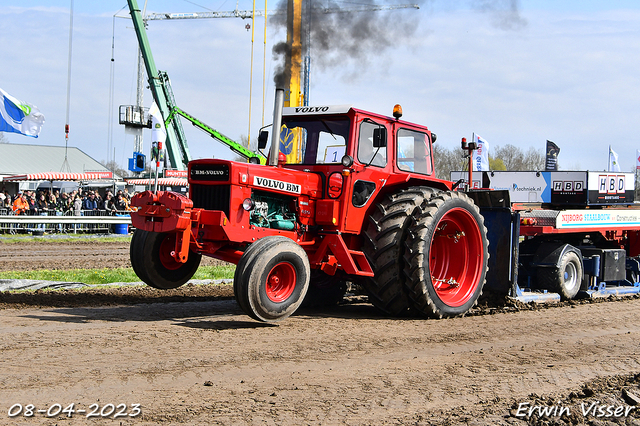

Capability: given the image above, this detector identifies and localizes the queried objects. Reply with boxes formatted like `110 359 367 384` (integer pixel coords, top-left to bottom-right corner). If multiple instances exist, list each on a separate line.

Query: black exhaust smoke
270 0 526 86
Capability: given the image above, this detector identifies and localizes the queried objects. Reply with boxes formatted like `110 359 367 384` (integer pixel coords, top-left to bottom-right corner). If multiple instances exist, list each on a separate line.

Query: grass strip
0 235 132 244
0 265 235 286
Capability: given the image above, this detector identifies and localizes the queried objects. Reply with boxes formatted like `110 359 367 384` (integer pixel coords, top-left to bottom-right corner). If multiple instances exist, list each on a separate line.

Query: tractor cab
260 104 447 233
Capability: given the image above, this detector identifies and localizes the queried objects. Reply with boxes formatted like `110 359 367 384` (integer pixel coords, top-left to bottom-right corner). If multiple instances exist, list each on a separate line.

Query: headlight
341 155 354 168
242 198 255 211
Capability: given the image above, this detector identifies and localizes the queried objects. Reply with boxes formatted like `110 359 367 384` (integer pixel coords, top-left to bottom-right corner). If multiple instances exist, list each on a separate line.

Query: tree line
433 143 546 180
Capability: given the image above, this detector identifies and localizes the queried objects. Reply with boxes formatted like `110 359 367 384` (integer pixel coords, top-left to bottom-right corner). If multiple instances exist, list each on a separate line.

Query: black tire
362 186 437 315
538 250 582 300
235 238 310 322
129 229 150 283
233 236 291 316
404 191 489 318
302 270 348 308
139 232 202 289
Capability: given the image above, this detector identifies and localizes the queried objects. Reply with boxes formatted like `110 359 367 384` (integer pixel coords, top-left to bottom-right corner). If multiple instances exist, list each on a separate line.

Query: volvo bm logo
190 164 229 181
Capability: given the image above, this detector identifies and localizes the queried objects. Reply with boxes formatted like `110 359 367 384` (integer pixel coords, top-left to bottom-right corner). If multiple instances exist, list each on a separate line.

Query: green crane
124 0 264 170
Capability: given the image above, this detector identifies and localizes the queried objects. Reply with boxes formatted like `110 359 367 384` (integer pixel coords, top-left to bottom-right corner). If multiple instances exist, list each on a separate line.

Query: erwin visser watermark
515 401 635 419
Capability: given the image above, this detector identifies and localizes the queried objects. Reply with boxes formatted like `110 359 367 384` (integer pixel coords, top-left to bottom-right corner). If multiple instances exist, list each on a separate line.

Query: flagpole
469 132 475 189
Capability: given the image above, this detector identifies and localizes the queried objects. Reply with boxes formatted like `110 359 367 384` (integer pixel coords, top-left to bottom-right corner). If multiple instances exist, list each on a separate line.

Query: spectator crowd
0 187 135 216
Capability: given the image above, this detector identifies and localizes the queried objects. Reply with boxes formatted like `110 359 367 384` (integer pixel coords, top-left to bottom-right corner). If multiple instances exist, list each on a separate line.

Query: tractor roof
282 105 353 116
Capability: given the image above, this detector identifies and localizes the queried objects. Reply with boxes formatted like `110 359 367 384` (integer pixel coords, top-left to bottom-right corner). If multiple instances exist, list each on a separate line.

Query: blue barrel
114 214 129 234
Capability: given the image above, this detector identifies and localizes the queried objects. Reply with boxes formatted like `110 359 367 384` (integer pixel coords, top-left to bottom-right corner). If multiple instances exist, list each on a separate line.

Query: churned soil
0 238 639 425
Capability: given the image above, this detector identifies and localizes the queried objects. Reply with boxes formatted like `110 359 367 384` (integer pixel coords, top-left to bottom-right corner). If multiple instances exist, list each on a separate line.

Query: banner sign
450 171 635 206
556 209 640 229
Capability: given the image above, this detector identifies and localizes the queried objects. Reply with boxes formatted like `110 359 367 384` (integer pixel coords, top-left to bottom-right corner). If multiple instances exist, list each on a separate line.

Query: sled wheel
235 237 310 322
140 232 201 289
404 191 489 318
362 186 437 315
302 270 348 308
539 250 582 300
130 229 150 283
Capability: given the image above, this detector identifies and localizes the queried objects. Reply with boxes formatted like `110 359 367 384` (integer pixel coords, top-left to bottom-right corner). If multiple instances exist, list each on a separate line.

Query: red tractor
130 93 489 322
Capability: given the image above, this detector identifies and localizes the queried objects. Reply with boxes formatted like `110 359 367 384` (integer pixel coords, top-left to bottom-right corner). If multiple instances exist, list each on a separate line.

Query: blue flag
0 87 45 138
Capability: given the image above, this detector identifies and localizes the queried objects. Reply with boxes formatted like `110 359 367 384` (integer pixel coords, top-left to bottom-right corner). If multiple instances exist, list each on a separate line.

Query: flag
636 149 640 170
0 87 45 137
545 140 560 171
149 101 166 171
608 146 621 172
473 133 489 171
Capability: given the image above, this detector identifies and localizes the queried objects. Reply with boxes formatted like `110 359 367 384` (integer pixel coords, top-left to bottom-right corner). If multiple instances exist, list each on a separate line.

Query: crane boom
143 4 419 21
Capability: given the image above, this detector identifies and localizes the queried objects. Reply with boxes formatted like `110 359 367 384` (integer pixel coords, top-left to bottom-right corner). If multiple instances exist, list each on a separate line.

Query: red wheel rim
429 207 484 307
158 234 182 270
265 262 296 303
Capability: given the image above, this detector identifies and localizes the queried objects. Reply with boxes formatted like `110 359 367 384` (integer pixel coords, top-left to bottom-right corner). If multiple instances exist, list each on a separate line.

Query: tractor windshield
280 117 350 165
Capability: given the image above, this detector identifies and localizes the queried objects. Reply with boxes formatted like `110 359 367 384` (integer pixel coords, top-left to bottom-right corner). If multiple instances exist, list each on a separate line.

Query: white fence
0 209 132 234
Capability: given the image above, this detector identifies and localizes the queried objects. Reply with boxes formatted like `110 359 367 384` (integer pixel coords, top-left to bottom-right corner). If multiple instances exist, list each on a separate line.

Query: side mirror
373 127 387 148
258 131 269 150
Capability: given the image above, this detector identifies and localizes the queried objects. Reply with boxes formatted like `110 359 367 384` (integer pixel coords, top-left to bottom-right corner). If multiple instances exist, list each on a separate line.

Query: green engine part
249 192 297 231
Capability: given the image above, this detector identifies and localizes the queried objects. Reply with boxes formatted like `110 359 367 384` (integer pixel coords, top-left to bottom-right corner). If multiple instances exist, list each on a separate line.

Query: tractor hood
188 159 323 199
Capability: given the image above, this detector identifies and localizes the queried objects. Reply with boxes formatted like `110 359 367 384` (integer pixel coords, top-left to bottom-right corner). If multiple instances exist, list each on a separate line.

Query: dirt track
1 238 640 425
0 237 223 271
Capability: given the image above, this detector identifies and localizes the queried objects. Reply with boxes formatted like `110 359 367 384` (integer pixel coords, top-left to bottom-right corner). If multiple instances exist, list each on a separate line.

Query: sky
1 0 639 174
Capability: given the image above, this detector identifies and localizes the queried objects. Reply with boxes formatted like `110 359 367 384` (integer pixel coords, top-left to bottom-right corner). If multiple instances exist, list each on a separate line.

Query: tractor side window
281 117 350 165
397 129 433 175
352 180 376 207
357 121 387 167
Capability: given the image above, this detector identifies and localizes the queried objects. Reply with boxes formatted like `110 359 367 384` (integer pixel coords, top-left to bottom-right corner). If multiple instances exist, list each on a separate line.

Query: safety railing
0 209 132 235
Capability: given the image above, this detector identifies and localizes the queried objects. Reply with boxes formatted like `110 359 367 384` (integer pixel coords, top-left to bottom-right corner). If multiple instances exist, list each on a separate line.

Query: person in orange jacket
12 192 29 215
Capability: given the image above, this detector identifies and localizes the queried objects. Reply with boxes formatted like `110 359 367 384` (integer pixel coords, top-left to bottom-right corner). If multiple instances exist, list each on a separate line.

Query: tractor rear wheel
234 237 310 322
404 191 488 318
362 186 437 315
138 231 202 289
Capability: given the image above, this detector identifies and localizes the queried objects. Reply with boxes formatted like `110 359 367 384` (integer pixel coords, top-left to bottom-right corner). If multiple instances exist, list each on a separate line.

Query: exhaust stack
269 88 285 166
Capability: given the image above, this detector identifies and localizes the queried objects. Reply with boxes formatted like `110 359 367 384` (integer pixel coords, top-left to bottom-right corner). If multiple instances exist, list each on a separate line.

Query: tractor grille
191 184 230 217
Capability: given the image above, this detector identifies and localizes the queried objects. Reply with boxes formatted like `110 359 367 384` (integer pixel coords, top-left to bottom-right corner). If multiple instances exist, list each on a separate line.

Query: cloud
0 3 638 173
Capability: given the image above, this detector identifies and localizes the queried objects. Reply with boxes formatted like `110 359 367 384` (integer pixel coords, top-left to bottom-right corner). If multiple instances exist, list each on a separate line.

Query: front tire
404 191 489 318
235 237 310 322
138 232 202 289
234 236 291 317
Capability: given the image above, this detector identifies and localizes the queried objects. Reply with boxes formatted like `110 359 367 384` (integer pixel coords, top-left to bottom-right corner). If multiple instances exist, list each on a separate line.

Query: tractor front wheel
136 231 201 289
404 191 489 318
234 237 310 322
